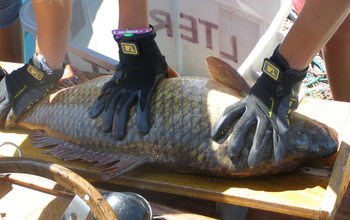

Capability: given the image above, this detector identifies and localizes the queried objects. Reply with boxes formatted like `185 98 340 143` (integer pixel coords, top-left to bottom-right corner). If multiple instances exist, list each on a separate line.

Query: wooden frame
1 129 349 219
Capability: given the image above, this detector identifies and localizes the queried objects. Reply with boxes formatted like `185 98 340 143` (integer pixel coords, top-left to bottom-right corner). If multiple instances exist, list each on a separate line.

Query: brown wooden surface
320 142 350 219
0 132 341 219
1 174 348 220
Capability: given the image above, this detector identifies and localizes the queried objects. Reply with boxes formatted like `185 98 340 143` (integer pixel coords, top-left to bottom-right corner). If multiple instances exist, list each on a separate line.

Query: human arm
212 0 350 166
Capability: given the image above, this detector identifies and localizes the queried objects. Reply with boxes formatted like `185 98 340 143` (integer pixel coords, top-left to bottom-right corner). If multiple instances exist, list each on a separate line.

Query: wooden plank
297 98 350 137
0 136 331 219
334 185 350 220
4 173 348 220
319 142 350 219
297 99 350 219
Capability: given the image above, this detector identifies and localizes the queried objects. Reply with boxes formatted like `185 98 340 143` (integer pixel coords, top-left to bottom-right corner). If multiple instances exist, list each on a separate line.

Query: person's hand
0 67 11 126
211 46 307 167
0 58 64 127
89 29 168 140
89 66 166 140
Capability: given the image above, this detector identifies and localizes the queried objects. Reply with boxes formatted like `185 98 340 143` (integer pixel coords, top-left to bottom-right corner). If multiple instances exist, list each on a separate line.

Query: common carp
3 57 338 179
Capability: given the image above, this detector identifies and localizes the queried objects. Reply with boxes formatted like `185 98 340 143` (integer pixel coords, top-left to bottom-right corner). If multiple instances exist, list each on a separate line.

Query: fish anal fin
205 56 251 94
29 130 145 180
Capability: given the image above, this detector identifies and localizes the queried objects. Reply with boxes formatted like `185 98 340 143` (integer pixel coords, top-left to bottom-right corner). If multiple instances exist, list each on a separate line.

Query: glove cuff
114 25 167 80
257 45 307 98
269 45 290 71
249 45 308 119
261 45 307 83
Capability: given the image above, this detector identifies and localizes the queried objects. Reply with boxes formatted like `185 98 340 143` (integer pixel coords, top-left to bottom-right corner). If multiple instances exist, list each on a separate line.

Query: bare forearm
118 0 148 29
279 0 350 70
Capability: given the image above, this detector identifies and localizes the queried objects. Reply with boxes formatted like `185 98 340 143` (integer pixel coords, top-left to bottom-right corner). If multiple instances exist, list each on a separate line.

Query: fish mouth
315 126 338 157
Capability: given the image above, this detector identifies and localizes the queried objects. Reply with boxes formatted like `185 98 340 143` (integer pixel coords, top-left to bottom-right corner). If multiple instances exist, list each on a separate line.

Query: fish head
286 112 338 160
217 112 338 177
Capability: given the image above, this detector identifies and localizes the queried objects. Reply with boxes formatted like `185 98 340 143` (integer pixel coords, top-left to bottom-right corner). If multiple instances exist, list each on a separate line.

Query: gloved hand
211 46 307 168
0 56 64 127
0 66 10 125
89 29 168 140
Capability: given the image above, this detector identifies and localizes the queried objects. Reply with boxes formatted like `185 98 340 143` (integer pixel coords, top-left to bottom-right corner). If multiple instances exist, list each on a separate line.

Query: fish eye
294 130 309 149
297 130 308 136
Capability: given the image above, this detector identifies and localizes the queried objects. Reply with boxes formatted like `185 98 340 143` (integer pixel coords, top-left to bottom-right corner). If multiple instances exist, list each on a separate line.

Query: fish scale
14 74 337 178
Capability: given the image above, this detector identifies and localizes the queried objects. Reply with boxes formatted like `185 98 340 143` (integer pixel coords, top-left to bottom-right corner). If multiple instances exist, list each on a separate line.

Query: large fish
4 57 338 179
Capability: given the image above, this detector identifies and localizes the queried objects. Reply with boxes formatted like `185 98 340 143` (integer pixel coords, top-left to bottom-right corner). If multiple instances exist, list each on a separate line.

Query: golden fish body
16 75 337 177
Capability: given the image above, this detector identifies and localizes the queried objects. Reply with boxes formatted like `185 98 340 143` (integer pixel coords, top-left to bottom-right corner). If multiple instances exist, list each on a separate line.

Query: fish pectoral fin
57 65 104 89
100 156 145 180
29 130 145 180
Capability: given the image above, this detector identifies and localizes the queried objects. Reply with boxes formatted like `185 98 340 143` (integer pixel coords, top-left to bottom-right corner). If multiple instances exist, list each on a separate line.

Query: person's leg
32 0 72 69
0 0 23 63
323 15 350 102
118 0 148 29
0 0 72 124
0 20 23 63
279 0 350 70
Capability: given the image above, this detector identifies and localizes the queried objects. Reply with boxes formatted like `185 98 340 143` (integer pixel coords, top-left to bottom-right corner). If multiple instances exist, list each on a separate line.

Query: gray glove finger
211 99 247 143
273 129 287 164
227 110 256 161
89 88 114 119
247 120 272 168
88 97 106 118
0 79 11 126
274 96 292 133
112 92 138 140
136 87 153 135
101 92 122 132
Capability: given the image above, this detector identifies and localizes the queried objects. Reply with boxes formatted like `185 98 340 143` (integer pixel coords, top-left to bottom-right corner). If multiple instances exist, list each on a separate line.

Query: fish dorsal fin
58 64 180 89
168 65 181 78
205 56 250 95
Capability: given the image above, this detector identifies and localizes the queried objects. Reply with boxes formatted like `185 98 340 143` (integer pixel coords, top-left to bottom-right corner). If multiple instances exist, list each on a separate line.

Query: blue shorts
0 0 22 29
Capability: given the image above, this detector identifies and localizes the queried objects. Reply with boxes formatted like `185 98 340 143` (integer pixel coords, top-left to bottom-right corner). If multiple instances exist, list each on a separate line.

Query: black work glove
211 46 307 168
89 29 168 140
0 57 63 127
0 66 9 125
